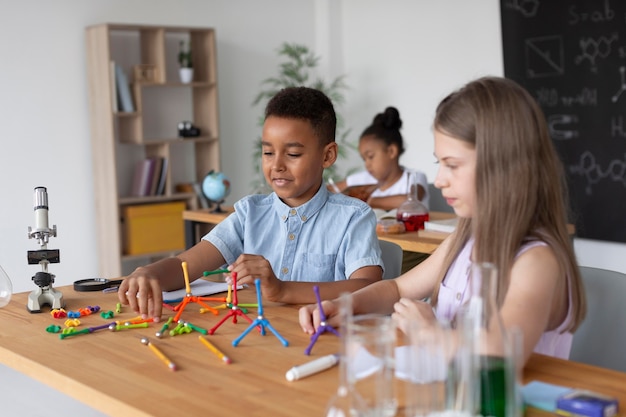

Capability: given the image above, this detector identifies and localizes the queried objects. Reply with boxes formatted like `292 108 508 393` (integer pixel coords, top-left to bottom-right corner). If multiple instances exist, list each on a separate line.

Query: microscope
26 186 64 312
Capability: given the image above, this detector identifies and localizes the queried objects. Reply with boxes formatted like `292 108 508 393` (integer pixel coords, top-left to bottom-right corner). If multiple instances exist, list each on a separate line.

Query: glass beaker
345 314 397 416
406 320 474 417
461 262 522 417
0 264 13 308
326 293 368 417
396 172 429 231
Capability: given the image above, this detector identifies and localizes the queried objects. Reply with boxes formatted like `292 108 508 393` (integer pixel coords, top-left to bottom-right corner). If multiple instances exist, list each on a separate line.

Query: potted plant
178 40 193 83
250 43 357 193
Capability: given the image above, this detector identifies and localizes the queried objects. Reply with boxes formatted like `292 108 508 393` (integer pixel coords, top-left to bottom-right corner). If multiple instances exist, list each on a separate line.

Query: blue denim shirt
203 185 382 282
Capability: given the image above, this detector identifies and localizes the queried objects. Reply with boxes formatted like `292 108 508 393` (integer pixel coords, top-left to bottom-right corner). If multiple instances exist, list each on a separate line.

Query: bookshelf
86 23 220 277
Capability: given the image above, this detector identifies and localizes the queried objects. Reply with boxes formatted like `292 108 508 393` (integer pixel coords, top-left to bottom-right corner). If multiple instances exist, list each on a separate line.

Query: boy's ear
322 142 338 168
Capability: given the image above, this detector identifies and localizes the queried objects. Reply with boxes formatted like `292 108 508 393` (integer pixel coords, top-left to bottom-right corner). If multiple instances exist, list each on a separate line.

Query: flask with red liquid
396 171 429 231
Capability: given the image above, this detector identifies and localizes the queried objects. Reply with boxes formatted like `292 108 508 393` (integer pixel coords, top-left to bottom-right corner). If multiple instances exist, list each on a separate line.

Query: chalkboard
501 0 626 243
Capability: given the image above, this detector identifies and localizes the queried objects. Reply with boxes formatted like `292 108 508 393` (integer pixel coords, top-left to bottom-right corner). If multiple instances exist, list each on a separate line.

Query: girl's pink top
434 238 573 359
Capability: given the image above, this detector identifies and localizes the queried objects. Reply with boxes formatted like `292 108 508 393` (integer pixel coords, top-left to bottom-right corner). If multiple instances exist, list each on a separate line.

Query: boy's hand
228 254 285 302
298 299 340 335
117 268 163 321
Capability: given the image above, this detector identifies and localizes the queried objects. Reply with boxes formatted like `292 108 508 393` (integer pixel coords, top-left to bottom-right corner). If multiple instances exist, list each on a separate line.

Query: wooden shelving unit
85 23 220 277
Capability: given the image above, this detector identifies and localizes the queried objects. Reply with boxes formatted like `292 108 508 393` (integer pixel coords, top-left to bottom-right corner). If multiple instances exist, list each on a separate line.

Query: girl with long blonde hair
299 76 586 363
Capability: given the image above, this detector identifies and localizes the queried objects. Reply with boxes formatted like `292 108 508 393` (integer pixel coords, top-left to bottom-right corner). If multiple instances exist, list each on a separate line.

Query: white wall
338 0 504 181
0 0 624 296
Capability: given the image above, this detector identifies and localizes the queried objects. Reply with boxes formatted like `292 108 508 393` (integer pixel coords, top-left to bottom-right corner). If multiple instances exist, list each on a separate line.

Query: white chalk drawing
536 87 598 107
567 0 616 25
612 66 626 102
504 0 540 17
569 150 626 195
536 87 559 107
548 114 579 140
610 116 626 138
575 32 619 72
561 88 598 106
525 35 564 78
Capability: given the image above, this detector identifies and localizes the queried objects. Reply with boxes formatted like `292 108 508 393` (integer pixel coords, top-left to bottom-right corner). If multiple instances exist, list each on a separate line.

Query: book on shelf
143 158 158 196
109 60 118 112
156 158 168 196
148 157 164 196
131 158 170 197
424 217 458 233
114 63 135 112
130 159 152 197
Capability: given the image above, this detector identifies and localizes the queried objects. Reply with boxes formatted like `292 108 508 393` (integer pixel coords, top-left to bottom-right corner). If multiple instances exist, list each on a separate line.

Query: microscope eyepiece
33 186 49 211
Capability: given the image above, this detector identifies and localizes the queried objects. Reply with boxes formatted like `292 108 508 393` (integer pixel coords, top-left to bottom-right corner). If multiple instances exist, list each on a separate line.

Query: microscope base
27 286 64 313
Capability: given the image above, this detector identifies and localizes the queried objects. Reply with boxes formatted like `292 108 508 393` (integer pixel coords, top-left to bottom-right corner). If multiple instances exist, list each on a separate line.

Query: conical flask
396 172 429 231
0 264 13 308
461 262 522 417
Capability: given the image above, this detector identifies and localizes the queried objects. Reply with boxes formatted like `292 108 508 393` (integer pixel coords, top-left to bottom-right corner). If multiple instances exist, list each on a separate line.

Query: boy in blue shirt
118 87 383 320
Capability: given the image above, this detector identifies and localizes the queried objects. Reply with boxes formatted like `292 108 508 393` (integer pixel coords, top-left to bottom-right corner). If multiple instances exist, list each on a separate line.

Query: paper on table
424 217 458 233
349 345 446 381
162 279 242 302
393 345 447 382
350 345 384 380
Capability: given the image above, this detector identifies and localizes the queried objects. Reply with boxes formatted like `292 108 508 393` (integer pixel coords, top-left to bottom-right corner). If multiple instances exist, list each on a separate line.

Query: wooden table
0 287 623 416
183 208 457 254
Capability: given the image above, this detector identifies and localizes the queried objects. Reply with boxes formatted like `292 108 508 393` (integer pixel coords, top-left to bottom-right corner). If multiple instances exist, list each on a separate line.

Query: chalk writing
503 0 539 17
568 0 615 25
526 35 564 78
569 151 626 195
612 66 626 102
548 114 579 140
610 116 626 138
535 87 597 107
575 32 618 72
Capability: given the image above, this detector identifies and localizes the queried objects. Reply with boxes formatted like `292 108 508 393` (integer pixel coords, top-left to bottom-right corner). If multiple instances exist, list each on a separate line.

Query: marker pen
285 354 339 381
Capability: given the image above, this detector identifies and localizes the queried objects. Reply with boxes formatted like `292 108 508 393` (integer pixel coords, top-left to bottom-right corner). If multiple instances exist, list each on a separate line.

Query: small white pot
179 68 193 84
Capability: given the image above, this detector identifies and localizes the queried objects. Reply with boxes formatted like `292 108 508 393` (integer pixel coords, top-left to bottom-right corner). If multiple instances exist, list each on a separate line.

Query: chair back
379 239 403 280
569 266 626 372
427 183 453 213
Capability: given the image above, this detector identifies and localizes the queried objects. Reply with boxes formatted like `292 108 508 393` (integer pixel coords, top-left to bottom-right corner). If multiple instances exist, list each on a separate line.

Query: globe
201 171 230 212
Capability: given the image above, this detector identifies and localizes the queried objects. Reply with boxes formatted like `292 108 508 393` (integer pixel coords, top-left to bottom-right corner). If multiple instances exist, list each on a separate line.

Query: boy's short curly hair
264 87 336 145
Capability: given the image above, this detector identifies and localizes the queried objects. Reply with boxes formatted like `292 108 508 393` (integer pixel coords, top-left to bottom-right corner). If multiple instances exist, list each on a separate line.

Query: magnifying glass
73 278 123 292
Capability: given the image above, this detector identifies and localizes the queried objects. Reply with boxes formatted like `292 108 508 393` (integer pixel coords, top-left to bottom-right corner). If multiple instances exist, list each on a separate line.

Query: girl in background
334 106 430 211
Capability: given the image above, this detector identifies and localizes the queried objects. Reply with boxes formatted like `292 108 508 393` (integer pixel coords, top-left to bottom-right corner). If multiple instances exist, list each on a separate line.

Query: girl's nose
433 169 447 189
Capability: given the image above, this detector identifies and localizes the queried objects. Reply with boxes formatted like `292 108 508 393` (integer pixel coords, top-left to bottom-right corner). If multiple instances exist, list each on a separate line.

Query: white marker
285 354 339 381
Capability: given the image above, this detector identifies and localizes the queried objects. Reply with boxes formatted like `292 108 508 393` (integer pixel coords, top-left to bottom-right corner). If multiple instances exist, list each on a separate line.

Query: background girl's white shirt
345 167 430 209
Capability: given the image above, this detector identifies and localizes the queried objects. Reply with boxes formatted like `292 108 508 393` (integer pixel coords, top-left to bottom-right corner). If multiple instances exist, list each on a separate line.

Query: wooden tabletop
0 286 622 416
377 211 455 254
